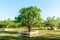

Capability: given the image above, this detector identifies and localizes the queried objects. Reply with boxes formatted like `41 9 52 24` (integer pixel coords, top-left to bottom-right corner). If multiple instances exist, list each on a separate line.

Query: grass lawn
0 28 60 40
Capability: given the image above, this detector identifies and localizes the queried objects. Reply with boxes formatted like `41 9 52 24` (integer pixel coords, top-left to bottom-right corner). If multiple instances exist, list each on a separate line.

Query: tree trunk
51 26 57 30
51 26 54 30
27 19 31 32
28 26 30 32
3 26 5 31
53 27 57 30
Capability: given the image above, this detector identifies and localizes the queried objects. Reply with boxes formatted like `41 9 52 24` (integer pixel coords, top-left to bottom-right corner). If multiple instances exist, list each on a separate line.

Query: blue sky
0 0 60 20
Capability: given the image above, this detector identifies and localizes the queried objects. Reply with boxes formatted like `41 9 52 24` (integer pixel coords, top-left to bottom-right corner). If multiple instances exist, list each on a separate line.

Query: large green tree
16 6 42 32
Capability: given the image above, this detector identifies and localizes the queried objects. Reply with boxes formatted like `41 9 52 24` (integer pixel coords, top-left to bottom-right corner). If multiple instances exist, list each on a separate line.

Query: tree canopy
16 6 42 31
44 16 59 30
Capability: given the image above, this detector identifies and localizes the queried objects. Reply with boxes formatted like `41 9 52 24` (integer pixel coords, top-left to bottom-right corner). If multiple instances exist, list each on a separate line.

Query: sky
0 0 60 20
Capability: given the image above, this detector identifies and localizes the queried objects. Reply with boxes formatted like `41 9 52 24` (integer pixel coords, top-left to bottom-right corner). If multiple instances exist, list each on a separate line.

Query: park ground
0 28 60 40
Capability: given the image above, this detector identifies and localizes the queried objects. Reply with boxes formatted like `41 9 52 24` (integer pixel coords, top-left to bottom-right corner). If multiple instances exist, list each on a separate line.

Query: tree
56 17 60 28
45 16 59 30
0 21 6 28
16 6 42 32
12 22 21 28
3 18 14 28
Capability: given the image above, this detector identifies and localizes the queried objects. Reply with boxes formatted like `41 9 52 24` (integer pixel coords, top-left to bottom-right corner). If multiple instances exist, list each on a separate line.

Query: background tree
4 18 13 28
15 6 42 32
56 17 60 28
0 21 6 28
44 16 59 30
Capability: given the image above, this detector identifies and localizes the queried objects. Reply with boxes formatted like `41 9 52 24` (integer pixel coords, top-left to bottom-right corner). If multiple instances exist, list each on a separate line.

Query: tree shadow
0 31 60 40
2 31 18 34
0 36 18 40
18 35 60 40
0 35 60 40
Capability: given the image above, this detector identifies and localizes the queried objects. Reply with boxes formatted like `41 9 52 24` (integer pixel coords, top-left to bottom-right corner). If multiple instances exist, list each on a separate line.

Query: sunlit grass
0 28 60 40
39 30 60 35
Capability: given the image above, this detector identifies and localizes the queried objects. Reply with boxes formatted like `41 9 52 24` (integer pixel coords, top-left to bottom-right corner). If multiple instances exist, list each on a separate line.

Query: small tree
45 16 59 30
16 6 42 32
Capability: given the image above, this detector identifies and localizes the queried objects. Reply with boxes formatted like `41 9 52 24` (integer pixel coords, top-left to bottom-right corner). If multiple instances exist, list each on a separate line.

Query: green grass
0 28 60 40
39 30 60 40
18 30 60 40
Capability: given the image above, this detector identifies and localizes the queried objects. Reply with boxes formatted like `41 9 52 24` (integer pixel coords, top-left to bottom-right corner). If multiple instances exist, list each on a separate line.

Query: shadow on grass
0 35 60 40
0 36 18 40
20 36 60 40
2 31 18 34
0 31 60 40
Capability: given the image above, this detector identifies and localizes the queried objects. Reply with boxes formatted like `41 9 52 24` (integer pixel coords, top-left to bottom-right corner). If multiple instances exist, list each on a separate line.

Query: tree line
0 6 60 30
0 18 21 28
